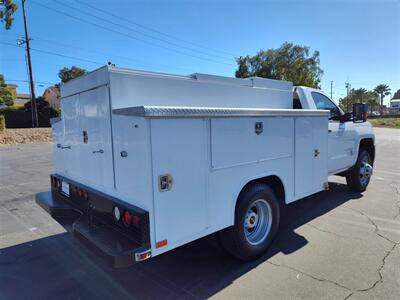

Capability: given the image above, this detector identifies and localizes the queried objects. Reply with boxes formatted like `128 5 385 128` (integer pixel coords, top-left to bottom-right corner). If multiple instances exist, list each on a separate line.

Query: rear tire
219 184 280 260
346 149 373 192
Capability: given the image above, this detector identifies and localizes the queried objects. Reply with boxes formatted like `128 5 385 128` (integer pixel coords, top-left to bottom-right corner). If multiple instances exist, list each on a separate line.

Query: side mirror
352 103 368 123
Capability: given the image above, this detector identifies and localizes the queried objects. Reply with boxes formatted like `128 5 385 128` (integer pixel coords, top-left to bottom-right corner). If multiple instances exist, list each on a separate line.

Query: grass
368 117 400 128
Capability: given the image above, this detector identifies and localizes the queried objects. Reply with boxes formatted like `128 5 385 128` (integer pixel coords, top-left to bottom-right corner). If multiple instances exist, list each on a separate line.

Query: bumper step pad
36 191 150 268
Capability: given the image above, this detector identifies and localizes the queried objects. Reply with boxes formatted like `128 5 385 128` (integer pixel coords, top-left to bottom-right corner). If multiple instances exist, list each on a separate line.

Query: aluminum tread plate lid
112 106 330 118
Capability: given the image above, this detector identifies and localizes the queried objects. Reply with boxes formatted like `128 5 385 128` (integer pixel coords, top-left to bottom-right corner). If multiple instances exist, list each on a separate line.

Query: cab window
311 92 341 119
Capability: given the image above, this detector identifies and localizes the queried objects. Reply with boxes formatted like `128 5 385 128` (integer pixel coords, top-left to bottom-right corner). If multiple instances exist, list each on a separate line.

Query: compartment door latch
158 174 173 192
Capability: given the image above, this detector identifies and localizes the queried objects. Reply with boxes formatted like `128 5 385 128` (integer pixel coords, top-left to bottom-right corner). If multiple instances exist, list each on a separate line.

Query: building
5 84 31 107
389 99 400 114
6 84 18 98
14 93 31 106
42 86 61 109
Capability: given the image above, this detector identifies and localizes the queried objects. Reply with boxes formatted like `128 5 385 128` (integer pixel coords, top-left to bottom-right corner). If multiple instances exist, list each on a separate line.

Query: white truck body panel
109 112 328 255
52 65 375 258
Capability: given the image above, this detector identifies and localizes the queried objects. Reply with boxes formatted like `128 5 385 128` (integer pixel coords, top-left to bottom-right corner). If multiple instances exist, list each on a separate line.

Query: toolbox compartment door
294 116 328 199
59 86 114 190
150 119 208 248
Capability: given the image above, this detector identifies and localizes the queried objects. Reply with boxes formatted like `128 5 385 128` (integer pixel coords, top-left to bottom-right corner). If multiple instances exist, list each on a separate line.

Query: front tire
219 184 280 260
346 149 373 192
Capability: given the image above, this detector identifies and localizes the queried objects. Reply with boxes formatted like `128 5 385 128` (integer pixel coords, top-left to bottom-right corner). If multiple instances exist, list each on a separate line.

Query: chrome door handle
60 146 71 149
92 149 104 154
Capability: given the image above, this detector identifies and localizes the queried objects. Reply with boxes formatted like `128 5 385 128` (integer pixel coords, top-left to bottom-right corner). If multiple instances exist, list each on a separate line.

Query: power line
30 1 235 66
6 79 56 85
2 34 195 73
2 40 198 77
1 41 103 65
68 0 233 61
73 0 237 57
29 35 196 73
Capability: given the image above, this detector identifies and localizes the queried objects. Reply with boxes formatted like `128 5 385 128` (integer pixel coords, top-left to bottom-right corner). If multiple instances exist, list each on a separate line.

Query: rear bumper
36 190 150 268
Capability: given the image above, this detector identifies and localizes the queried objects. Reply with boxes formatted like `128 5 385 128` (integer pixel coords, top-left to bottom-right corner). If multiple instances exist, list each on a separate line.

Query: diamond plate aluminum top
112 106 330 118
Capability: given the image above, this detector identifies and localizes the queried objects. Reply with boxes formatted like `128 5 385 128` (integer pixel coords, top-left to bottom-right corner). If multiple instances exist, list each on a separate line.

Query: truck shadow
0 181 363 300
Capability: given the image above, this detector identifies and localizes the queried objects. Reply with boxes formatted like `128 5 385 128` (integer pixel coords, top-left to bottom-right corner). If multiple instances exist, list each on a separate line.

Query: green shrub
0 98 60 128
0 115 5 131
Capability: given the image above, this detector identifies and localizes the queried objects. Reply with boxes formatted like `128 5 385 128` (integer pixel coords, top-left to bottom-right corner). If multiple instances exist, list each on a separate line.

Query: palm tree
352 88 367 103
374 84 391 114
365 91 379 114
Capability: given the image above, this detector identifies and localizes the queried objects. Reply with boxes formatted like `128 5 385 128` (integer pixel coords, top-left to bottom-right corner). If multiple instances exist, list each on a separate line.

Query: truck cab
294 86 375 176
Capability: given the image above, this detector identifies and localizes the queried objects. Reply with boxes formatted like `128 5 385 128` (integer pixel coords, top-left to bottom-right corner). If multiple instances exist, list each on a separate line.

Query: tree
338 88 358 112
0 73 14 106
339 95 355 112
365 91 379 114
58 66 87 84
374 84 391 114
235 42 323 88
352 88 367 103
24 96 59 126
0 0 17 30
393 89 400 99
339 89 380 114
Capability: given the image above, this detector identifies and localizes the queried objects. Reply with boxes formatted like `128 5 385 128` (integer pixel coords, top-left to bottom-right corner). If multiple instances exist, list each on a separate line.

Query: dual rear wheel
220 149 373 260
219 184 280 260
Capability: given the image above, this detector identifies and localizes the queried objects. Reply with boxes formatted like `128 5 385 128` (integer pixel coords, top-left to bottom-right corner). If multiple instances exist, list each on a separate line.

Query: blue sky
1 0 399 104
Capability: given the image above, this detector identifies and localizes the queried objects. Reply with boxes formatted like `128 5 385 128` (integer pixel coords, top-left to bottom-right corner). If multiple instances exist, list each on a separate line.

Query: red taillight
133 215 140 226
123 211 132 226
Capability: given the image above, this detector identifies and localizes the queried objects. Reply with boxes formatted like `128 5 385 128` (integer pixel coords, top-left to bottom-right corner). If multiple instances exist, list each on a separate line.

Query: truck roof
60 65 296 111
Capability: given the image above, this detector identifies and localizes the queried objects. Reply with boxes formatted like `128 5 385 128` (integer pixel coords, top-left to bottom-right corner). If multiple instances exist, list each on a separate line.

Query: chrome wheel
359 156 373 187
244 199 272 245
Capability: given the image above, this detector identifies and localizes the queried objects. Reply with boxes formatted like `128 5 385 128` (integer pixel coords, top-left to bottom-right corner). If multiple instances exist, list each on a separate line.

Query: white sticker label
61 181 70 197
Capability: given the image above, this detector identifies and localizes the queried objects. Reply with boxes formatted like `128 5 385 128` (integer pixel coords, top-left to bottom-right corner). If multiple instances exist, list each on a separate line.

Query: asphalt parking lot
0 127 399 300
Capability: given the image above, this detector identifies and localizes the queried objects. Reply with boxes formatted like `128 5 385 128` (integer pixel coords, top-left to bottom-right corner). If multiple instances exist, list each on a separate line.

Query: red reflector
123 211 132 226
156 239 168 248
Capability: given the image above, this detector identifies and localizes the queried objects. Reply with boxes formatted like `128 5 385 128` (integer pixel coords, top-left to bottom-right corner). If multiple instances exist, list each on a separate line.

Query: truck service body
36 65 375 267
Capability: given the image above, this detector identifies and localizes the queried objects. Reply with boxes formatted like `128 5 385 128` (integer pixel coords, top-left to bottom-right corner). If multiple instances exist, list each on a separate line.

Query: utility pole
21 0 38 127
330 80 333 100
24 53 34 127
345 81 351 112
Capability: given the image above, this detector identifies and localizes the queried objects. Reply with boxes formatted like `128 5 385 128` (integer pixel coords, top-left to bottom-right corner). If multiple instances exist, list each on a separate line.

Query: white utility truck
36 66 375 267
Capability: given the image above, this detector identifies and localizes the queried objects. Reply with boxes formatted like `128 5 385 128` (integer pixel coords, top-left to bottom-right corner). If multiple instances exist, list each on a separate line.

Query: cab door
310 91 356 174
